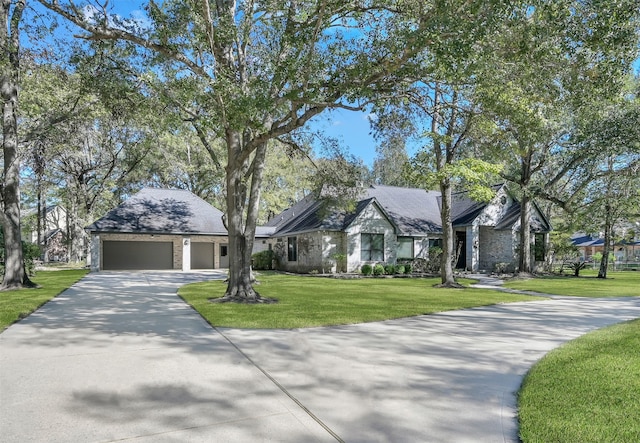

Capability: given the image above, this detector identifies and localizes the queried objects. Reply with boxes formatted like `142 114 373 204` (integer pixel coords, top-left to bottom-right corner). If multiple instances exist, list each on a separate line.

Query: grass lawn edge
178 272 546 329
517 318 640 443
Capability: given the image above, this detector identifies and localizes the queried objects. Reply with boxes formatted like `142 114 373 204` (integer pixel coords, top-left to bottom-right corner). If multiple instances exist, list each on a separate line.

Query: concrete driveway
1 271 639 442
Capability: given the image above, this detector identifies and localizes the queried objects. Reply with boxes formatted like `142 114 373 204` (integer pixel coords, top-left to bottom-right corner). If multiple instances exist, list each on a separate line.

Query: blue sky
308 108 379 167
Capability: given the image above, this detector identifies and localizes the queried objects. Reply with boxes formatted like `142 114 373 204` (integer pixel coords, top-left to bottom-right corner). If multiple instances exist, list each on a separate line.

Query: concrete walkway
1 272 639 442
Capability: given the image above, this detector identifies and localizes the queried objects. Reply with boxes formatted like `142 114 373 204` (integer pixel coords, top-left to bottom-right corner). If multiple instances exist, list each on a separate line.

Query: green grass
518 319 640 443
0 269 89 330
503 270 640 297
178 272 544 328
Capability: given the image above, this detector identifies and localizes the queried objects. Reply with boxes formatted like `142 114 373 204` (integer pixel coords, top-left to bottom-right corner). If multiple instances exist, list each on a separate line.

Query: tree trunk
432 86 462 288
1 0 33 290
518 194 532 275
438 177 460 287
218 131 275 303
597 202 612 279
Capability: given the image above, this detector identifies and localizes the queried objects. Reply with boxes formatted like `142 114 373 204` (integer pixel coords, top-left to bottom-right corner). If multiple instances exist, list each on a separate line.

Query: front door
455 231 467 270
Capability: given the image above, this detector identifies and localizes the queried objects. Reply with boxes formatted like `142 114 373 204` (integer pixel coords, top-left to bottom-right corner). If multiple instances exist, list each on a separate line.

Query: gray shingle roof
450 185 502 226
364 185 441 235
264 194 370 234
86 188 227 235
267 185 442 237
266 183 551 237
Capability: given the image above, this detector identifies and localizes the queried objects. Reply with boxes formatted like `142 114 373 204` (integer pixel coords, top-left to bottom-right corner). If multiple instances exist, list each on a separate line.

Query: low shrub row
361 263 412 276
252 250 275 270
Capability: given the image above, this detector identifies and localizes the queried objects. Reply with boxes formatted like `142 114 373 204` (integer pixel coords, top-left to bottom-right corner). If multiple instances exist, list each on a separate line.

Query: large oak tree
38 0 462 301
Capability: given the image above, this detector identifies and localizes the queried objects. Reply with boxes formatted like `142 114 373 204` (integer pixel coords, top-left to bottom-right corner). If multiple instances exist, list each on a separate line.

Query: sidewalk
1 271 639 442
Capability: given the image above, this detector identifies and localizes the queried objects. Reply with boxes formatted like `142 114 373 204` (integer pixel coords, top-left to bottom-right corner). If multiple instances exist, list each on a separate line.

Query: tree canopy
1 0 637 291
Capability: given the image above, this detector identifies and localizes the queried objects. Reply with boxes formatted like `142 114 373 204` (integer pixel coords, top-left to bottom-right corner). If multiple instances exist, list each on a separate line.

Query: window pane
371 248 384 261
398 237 414 259
534 234 545 262
372 234 384 261
429 238 443 249
288 236 297 261
372 234 384 251
361 234 371 261
361 233 384 261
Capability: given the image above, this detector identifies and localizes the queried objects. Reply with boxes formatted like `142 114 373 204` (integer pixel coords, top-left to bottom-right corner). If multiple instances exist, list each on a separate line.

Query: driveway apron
1 272 639 443
0 271 333 443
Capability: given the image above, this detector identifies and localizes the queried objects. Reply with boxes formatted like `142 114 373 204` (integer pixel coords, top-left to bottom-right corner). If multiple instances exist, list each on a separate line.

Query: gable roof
267 185 441 237
449 185 551 232
364 185 441 235
264 193 397 236
86 188 227 235
267 183 552 237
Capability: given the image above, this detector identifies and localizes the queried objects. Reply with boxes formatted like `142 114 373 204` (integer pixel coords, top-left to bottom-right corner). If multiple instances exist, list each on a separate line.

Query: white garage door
102 241 173 270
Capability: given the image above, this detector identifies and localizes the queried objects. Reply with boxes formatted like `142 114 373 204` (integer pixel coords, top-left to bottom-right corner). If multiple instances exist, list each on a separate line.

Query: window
429 238 443 249
534 233 545 262
287 236 297 261
220 245 228 257
397 237 414 259
361 233 384 261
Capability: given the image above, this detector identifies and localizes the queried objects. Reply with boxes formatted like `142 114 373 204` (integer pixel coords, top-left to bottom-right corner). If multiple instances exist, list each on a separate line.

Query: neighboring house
22 205 68 262
571 232 640 263
265 184 551 273
86 188 230 271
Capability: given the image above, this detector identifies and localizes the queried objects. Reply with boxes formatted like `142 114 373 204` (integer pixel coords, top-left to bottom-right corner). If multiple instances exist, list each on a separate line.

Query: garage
191 242 214 269
102 240 173 270
87 188 230 271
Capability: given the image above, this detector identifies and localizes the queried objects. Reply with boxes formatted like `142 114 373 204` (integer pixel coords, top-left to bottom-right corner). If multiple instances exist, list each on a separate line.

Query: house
572 232 640 263
265 184 551 273
86 188 230 271
22 205 68 262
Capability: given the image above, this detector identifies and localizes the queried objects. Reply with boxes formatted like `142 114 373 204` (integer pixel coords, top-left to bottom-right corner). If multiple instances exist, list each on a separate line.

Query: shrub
373 263 385 276
569 261 587 277
361 264 373 275
403 264 412 274
252 249 274 270
427 247 443 273
332 253 347 273
494 262 510 274
411 258 428 273
384 264 395 275
394 264 404 274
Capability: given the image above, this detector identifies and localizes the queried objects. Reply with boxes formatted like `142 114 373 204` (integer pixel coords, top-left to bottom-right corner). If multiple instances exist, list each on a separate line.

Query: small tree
549 232 580 274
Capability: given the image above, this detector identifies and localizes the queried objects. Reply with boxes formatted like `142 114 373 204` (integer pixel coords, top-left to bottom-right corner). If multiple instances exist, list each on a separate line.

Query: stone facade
344 203 396 272
272 202 439 273
477 227 516 272
456 188 549 272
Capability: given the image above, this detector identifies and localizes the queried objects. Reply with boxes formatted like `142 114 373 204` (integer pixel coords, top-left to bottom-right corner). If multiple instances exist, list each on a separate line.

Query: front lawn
503 270 640 297
0 269 89 330
178 272 544 328
518 318 640 443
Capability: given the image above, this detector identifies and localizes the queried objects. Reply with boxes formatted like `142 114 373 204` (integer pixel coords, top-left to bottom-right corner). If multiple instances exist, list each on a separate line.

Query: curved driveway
1 271 639 442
